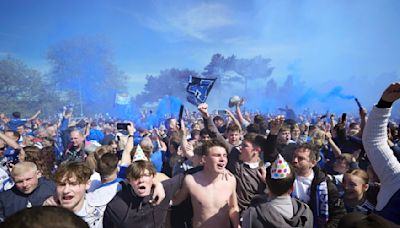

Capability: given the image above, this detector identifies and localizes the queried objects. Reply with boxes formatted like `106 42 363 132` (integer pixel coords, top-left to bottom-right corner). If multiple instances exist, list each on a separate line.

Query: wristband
376 98 393 108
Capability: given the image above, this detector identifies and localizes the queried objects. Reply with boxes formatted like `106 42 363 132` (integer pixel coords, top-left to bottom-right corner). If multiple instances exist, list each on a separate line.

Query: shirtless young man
173 139 240 228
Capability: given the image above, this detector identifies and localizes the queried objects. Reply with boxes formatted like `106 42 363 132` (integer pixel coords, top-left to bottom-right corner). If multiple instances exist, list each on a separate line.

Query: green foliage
134 54 275 108
47 37 127 115
134 68 198 106
0 56 63 116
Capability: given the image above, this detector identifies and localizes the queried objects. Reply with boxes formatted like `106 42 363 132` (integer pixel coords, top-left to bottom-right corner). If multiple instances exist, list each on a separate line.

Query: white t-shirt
87 172 101 193
293 170 314 203
77 179 122 228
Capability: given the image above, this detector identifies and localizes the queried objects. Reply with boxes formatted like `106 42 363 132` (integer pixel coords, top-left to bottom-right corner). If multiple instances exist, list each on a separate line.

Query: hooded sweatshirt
242 195 314 228
103 174 183 228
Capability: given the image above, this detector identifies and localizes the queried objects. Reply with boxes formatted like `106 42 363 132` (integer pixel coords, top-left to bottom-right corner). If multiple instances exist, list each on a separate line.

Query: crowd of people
0 82 400 228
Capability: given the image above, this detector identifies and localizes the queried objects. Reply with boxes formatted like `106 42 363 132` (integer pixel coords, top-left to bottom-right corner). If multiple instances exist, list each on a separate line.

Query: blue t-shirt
8 119 27 131
150 150 164 172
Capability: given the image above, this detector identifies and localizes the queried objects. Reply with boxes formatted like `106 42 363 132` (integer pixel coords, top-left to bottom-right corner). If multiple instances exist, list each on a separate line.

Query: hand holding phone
217 110 227 116
117 123 129 130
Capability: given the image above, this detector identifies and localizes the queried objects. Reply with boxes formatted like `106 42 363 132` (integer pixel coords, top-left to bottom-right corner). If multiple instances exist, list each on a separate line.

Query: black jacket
103 174 183 228
0 177 55 221
308 166 346 228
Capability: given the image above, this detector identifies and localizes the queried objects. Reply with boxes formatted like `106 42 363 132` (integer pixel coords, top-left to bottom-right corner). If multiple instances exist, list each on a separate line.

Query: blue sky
1 0 400 110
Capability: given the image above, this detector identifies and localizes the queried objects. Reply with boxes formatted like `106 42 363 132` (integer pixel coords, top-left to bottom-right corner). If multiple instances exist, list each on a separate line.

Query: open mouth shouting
136 184 150 196
216 163 225 170
62 194 74 203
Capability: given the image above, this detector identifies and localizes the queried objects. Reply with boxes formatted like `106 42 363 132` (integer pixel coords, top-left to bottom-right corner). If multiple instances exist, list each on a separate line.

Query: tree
47 37 127 115
134 68 198 106
202 54 274 108
0 55 63 116
203 54 274 94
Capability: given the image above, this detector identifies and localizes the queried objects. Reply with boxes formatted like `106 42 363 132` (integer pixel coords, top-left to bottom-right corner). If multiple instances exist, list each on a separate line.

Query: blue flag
186 76 216 106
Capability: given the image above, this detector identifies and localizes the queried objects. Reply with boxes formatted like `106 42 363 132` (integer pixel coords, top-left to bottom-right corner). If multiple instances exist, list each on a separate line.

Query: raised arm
198 103 218 134
362 82 400 209
225 109 242 132
27 110 41 121
325 131 342 157
120 123 135 165
0 132 21 150
179 119 194 158
329 114 336 134
235 104 250 129
262 115 284 162
198 103 233 151
356 107 368 138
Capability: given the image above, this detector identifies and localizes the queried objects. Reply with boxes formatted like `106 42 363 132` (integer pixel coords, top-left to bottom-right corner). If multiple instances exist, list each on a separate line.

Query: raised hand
269 115 285 135
359 107 368 119
197 103 209 118
127 122 136 135
381 82 400 103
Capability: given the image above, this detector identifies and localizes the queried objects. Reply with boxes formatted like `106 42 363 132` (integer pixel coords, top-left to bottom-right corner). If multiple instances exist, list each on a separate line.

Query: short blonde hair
11 161 37 177
348 169 369 184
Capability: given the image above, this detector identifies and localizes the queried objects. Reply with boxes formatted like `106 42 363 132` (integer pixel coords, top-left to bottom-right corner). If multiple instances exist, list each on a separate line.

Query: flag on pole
115 92 130 105
186 76 216 106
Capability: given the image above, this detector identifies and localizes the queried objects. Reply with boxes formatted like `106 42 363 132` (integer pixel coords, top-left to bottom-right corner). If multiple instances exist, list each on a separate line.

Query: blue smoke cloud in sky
0 0 399 116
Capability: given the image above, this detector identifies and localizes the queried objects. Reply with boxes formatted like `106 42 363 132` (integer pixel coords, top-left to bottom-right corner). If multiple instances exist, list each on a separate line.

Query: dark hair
107 139 118 146
295 143 320 162
279 124 291 133
126 160 157 180
200 128 211 137
1 206 88 228
253 114 265 124
12 112 21 119
254 135 268 149
243 133 259 144
227 123 241 133
54 162 92 184
349 122 359 129
168 131 181 150
291 124 300 131
266 164 296 196
213 116 224 122
96 153 119 177
200 139 228 156
246 124 260 134
191 129 201 139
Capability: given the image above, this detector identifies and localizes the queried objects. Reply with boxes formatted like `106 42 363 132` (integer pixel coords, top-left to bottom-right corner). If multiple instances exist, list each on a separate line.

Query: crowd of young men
0 82 400 227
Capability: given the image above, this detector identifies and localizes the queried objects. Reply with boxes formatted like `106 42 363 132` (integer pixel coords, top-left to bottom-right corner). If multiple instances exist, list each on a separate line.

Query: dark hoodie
242 196 313 228
103 174 183 228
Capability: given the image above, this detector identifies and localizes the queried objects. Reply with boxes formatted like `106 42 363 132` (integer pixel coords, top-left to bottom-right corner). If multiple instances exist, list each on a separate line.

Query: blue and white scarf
316 181 329 225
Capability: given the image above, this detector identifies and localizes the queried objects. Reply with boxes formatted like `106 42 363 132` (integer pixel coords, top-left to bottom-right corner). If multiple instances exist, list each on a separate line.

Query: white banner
115 93 130 105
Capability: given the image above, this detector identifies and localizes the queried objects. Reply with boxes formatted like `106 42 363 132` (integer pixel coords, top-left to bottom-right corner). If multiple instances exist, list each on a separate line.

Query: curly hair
24 146 56 180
